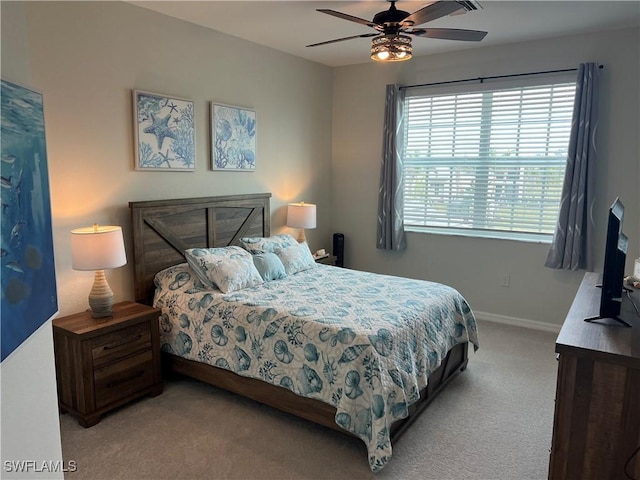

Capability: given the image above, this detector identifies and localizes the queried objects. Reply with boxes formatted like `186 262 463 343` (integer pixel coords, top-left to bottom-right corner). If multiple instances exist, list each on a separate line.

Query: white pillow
184 246 263 293
274 242 317 275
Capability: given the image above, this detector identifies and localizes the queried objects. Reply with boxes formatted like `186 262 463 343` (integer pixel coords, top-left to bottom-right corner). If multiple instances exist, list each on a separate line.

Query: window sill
405 226 552 244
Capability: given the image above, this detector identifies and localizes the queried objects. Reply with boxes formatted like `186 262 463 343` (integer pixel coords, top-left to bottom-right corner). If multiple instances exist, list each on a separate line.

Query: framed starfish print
133 90 195 171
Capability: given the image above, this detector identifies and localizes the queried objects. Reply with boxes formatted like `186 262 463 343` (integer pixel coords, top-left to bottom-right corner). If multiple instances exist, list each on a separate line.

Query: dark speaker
333 233 344 267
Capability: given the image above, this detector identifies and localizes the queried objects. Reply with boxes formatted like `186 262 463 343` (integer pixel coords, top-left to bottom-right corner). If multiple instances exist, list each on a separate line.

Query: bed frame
129 193 469 442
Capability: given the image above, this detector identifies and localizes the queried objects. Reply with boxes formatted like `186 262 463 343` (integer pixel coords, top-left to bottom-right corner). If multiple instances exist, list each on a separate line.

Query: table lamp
71 224 127 319
286 202 316 243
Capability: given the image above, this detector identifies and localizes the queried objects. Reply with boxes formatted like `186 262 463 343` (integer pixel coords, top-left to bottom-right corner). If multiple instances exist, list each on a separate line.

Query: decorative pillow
184 246 263 293
252 252 287 282
154 263 213 293
154 263 196 291
274 242 317 275
240 233 298 254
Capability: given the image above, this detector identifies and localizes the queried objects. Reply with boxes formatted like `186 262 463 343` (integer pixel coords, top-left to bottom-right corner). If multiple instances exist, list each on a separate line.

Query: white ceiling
129 1 640 67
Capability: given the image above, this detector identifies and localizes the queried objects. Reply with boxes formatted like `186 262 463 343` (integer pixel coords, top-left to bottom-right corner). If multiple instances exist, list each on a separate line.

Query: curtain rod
399 65 604 91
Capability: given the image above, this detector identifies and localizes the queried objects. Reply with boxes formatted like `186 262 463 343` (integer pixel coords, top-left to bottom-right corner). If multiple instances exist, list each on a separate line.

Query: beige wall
24 1 333 317
332 27 640 328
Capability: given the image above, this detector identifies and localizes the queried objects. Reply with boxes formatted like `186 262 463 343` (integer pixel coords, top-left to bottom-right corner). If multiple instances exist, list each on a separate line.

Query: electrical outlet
500 273 510 287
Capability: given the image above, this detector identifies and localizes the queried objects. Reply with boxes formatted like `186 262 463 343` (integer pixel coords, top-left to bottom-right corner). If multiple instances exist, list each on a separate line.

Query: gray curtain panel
545 63 600 270
377 84 407 251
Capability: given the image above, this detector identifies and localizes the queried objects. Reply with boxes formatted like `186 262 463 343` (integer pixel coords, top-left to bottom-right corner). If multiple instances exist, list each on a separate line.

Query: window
402 79 576 242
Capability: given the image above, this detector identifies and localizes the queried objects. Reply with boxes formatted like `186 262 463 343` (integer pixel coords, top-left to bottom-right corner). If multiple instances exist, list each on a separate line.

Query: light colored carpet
59 320 558 480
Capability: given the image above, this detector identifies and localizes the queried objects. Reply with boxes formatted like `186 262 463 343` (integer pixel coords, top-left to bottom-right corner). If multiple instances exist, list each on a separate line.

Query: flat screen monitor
585 197 631 327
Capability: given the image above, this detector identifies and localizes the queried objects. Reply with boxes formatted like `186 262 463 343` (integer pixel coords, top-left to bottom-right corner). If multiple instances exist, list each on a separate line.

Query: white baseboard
474 311 562 334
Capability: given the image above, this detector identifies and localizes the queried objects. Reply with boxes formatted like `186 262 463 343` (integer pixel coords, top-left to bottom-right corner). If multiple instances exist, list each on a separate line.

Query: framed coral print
1 80 58 362
133 90 195 171
211 103 256 171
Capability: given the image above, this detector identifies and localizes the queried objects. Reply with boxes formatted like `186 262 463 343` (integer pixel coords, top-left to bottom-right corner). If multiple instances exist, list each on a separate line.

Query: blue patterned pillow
154 263 199 290
239 233 298 254
252 252 287 281
274 242 317 275
184 246 263 293
154 263 212 295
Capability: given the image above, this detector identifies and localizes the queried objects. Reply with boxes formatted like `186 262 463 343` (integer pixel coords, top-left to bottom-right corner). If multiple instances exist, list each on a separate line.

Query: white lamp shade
287 203 317 229
71 225 127 271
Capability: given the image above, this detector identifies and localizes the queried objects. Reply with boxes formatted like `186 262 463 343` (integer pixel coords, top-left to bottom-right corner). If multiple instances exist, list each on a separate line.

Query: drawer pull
106 370 145 389
103 334 143 350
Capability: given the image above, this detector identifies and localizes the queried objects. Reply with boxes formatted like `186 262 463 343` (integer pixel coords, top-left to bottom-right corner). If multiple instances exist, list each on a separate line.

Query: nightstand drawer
94 350 154 409
91 322 151 367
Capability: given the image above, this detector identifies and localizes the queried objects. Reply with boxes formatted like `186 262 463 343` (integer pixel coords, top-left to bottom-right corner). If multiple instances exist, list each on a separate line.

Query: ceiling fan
306 0 488 62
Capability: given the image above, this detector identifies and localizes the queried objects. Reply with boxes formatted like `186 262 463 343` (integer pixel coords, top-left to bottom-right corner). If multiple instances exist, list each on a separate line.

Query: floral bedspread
154 263 479 472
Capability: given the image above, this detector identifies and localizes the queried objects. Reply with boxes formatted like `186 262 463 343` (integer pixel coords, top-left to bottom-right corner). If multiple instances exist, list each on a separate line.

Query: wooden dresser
549 272 640 479
53 301 163 427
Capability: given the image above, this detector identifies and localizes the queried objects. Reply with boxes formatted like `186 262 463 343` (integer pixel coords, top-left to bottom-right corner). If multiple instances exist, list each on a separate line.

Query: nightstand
52 301 163 427
315 255 338 266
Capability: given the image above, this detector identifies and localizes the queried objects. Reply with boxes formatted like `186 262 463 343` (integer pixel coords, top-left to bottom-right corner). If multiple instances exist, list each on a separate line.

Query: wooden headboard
129 193 271 306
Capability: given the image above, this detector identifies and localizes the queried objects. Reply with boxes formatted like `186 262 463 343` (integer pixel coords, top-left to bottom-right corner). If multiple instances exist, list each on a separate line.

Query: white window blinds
403 80 576 240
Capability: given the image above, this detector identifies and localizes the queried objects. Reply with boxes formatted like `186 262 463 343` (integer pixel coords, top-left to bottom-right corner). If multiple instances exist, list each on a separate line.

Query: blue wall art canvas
211 103 256 171
133 90 195 171
1 80 58 362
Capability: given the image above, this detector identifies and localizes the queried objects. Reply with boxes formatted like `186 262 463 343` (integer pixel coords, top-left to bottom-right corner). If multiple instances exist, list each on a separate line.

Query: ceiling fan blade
402 1 465 27
317 9 379 29
306 33 379 48
409 28 487 41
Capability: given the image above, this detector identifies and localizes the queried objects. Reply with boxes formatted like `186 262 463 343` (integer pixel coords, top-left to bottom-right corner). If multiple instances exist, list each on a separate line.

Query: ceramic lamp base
88 269 114 319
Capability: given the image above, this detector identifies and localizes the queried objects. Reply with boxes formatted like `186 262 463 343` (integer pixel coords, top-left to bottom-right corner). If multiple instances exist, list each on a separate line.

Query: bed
129 193 478 472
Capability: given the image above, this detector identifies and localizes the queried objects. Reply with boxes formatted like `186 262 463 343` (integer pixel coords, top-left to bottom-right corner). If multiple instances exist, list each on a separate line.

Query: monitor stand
583 284 633 327
583 315 631 328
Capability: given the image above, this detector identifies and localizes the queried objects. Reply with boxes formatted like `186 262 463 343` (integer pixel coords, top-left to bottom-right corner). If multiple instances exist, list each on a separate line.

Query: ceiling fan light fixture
371 34 413 62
